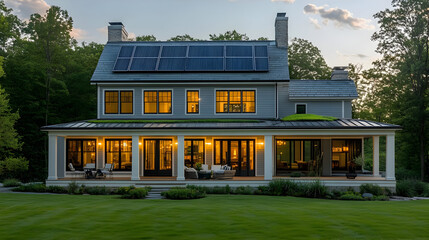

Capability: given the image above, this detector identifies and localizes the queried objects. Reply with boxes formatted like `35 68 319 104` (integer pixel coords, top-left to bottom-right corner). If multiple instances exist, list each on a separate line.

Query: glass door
214 139 255 176
144 139 172 176
184 139 205 168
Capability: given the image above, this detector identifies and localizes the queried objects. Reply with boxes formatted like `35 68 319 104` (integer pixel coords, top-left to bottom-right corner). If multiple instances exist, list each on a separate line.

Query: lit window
105 91 118 114
120 91 133 114
187 90 199 114
216 90 255 113
105 90 133 114
144 90 172 114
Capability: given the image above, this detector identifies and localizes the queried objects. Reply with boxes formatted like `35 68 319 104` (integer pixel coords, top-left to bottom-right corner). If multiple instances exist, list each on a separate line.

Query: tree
135 35 157 41
288 38 331 79
0 0 22 52
168 34 200 41
210 30 249 41
371 0 429 180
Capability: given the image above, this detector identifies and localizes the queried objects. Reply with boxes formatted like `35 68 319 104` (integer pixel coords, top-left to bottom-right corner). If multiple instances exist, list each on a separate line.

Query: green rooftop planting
281 114 337 121
87 119 261 123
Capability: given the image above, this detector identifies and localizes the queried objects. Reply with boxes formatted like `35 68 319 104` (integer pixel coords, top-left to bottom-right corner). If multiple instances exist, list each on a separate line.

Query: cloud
308 17 321 29
271 0 295 3
336 51 369 59
304 4 374 30
4 0 49 19
70 28 87 40
97 27 108 36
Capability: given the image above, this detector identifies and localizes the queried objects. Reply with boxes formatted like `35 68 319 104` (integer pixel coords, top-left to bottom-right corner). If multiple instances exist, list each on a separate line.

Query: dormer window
296 104 306 114
216 90 255 113
104 90 133 114
144 90 172 114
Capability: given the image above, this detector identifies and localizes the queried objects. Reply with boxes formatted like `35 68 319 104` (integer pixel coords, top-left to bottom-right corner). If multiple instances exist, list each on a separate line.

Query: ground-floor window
144 139 172 176
332 139 362 171
184 139 204 168
105 139 132 171
214 139 255 176
276 139 321 175
66 139 96 171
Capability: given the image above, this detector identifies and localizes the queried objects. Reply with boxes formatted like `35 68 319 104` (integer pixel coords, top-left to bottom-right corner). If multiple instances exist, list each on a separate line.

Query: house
42 13 400 189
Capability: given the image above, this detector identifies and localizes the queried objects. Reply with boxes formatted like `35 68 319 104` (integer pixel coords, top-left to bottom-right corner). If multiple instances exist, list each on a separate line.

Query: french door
214 139 255 176
144 139 172 176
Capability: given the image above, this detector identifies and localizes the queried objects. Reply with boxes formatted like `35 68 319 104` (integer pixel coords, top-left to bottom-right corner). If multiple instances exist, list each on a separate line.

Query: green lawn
1 193 428 240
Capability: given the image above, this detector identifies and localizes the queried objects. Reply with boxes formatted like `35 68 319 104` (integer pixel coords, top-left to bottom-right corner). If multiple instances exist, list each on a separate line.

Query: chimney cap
277 12 286 18
333 66 348 71
109 22 124 26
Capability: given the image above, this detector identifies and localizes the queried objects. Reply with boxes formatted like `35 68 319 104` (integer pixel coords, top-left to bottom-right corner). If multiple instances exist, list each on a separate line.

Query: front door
214 139 255 176
144 139 172 176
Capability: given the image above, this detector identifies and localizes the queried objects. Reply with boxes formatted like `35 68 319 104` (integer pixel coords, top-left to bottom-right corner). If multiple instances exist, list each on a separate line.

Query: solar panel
161 46 187 57
254 46 268 57
226 46 252 57
118 46 134 57
113 58 130 71
134 46 160 57
226 58 253 71
186 58 224 71
158 58 186 71
255 58 269 71
188 46 224 57
130 58 157 71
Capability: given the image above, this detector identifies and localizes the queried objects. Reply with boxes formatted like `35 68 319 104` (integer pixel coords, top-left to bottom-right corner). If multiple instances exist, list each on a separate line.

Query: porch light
258 142 264 145
175 142 178 145
206 142 212 145
98 142 102 146
139 142 142 146
343 146 349 152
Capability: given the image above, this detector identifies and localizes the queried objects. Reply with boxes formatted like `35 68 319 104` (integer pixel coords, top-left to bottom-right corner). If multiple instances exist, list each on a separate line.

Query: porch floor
58 176 385 181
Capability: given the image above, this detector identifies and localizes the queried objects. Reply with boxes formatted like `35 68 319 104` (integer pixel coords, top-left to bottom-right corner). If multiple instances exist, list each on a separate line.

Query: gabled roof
90 41 289 83
41 119 400 130
289 79 358 100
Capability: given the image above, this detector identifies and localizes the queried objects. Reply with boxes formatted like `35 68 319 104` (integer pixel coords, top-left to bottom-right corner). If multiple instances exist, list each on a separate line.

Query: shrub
300 181 328 198
360 184 384 196
116 186 136 195
46 186 68 194
268 179 299 196
396 180 428 197
372 195 390 201
121 187 150 199
339 192 363 201
13 183 46 192
254 185 270 195
85 186 111 195
0 157 29 180
395 168 419 180
234 186 254 195
2 178 21 187
67 182 81 194
161 188 206 200
186 185 209 193
290 172 301 178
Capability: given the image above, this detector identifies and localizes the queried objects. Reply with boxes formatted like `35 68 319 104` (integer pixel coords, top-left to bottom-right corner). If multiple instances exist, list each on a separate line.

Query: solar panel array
113 45 269 72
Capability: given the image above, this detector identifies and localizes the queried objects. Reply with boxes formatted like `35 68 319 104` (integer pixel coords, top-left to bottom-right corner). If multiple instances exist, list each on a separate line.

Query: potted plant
346 155 363 179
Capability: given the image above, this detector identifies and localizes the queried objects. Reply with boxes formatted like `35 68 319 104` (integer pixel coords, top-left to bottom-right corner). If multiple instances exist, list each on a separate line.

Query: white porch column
131 135 140 180
177 135 185 181
264 135 273 180
386 134 396 180
373 136 380 177
47 134 58 180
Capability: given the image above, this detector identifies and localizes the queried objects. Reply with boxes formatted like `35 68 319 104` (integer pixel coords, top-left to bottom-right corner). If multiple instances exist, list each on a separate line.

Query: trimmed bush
2 178 21 187
268 179 299 196
360 184 385 196
116 186 136 195
67 182 81 194
121 187 151 199
396 180 428 197
234 186 254 195
0 157 29 180
161 188 206 200
300 181 328 198
372 195 390 201
339 192 364 201
85 186 111 195
254 185 270 195
46 186 68 194
13 183 46 192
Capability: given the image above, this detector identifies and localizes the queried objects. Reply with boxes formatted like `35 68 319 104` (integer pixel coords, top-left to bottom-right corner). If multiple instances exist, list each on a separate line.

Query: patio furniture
84 163 96 179
198 170 212 179
68 163 79 179
212 165 236 180
100 163 114 179
184 167 198 179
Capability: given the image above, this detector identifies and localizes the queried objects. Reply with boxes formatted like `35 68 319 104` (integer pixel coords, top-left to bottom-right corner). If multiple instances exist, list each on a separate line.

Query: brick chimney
275 13 288 48
108 22 128 42
331 66 349 80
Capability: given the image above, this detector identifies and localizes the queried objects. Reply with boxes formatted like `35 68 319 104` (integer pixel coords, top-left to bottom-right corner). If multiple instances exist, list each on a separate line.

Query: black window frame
143 90 172 114
66 139 97 171
105 139 133 171
186 90 200 114
275 139 321 173
184 139 205 168
215 90 256 113
104 90 134 114
296 104 306 114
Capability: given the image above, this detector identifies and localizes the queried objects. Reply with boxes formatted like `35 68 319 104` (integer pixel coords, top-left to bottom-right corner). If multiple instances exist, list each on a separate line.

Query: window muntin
105 90 133 114
66 139 96 171
186 90 200 114
120 91 133 114
105 139 132 171
184 140 205 168
144 90 172 114
296 104 306 114
275 139 321 173
216 90 255 113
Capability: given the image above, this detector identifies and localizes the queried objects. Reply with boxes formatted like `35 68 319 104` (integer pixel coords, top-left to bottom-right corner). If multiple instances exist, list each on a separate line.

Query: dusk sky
5 0 394 69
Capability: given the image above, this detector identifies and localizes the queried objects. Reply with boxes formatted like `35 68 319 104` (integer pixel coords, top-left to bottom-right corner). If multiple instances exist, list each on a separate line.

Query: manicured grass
281 114 337 121
88 119 261 123
1 194 429 239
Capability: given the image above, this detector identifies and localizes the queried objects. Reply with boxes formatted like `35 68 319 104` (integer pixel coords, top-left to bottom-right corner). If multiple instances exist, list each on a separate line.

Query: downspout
275 82 278 119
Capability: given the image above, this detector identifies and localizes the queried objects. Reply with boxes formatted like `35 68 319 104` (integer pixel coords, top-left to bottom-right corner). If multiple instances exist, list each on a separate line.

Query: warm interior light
258 142 264 145
139 142 142 145
175 142 178 145
98 142 102 146
343 146 349 152
206 142 212 145
123 142 127 147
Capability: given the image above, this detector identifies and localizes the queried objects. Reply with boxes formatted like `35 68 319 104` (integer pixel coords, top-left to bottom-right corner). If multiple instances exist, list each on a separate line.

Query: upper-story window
296 104 306 114
105 90 133 114
144 90 172 114
216 90 255 113
187 90 199 114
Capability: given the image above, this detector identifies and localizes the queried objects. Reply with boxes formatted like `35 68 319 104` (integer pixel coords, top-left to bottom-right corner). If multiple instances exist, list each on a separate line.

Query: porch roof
41 119 401 130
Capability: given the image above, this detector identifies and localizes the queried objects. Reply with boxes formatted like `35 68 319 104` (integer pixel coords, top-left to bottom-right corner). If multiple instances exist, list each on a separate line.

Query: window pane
106 140 120 170
187 91 199 113
243 91 255 113
105 91 119 114
216 91 228 113
215 140 221 165
145 140 156 170
158 91 172 113
159 140 172 170
184 140 192 167
296 104 306 114
229 91 242 113
144 91 157 114
120 91 133 114
120 140 132 171
82 140 96 168
193 140 205 166
249 141 254 170
67 140 82 170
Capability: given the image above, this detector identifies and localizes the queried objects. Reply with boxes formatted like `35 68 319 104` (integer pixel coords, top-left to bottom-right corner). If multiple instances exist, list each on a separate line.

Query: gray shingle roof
289 80 358 99
41 119 400 130
90 41 289 82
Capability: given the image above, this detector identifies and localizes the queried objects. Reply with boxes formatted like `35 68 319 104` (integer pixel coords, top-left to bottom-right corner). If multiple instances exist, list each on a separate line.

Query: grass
281 114 337 121
1 193 429 239
87 119 261 123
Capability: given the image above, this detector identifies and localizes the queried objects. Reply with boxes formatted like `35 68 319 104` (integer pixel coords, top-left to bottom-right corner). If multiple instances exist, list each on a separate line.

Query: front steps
145 186 171 199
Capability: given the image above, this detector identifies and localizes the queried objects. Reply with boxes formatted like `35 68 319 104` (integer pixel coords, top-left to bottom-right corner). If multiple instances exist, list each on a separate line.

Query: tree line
0 0 427 181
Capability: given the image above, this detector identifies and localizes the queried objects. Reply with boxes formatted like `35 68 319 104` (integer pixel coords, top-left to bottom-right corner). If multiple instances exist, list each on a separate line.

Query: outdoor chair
100 163 114 179
212 165 236 180
184 166 198 179
68 163 79 179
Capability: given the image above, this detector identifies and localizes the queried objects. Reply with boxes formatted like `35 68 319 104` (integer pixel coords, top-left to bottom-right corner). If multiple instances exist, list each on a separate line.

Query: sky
4 0 394 69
